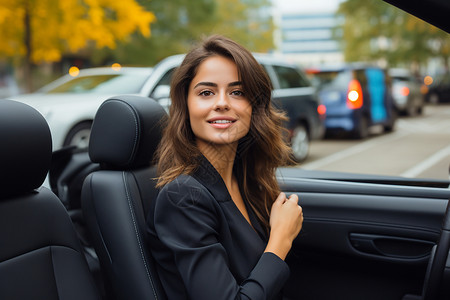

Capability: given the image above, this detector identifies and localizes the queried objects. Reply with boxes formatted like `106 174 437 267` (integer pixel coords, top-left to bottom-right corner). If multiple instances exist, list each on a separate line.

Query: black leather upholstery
0 100 51 198
0 99 100 300
81 95 167 300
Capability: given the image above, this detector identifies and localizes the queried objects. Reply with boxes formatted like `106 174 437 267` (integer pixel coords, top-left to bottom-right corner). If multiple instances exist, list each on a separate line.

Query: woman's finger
275 192 287 204
287 193 299 204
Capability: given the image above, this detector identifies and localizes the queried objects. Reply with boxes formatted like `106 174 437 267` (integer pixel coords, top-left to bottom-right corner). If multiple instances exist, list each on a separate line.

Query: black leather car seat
0 99 100 300
81 95 167 300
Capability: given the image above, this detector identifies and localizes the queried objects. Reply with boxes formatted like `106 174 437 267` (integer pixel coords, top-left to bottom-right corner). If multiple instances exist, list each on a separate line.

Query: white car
8 54 183 150
9 54 324 161
389 68 425 116
9 66 164 150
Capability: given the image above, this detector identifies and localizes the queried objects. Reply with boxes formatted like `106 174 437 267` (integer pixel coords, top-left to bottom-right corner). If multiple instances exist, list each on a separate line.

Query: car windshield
391 75 409 82
45 73 151 94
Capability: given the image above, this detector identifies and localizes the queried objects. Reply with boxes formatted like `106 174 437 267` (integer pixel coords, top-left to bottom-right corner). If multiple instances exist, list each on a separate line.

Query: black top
146 155 290 300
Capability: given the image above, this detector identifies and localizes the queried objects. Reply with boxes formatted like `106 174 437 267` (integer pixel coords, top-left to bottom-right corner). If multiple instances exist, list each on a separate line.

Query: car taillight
401 86 410 96
305 68 320 74
420 85 429 94
317 104 326 115
346 79 363 109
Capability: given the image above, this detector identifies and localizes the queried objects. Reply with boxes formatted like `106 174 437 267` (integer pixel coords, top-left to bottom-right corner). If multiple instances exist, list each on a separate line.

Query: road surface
299 104 450 181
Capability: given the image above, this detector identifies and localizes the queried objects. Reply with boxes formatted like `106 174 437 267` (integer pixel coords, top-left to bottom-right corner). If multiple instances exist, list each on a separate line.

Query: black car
426 72 450 104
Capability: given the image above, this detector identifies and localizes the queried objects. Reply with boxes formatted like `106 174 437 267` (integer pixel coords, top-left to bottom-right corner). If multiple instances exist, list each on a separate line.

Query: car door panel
278 170 450 299
48 151 450 299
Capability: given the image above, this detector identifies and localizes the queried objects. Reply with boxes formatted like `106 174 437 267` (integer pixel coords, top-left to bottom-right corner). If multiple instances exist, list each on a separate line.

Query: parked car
389 68 425 116
9 54 324 162
306 64 397 139
10 67 154 149
426 72 450 104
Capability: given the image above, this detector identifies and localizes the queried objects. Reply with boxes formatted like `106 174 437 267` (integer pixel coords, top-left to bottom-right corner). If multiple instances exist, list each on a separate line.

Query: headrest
89 95 167 169
0 99 52 198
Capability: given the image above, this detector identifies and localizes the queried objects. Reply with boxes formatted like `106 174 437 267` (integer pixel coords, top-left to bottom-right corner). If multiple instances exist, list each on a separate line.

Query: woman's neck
197 140 237 188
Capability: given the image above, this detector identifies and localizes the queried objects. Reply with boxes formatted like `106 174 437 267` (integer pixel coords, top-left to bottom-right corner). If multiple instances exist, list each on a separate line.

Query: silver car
389 68 425 116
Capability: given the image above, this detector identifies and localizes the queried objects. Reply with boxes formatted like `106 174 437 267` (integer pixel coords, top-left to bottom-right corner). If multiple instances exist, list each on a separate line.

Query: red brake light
317 104 326 115
346 79 363 109
305 68 320 74
401 86 410 96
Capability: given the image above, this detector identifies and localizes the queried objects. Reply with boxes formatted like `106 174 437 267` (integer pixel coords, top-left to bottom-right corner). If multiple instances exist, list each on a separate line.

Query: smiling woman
187 55 252 149
146 35 304 300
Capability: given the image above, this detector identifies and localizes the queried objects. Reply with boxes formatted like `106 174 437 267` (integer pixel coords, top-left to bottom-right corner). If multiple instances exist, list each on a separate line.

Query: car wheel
353 115 369 139
406 104 417 117
417 105 424 115
384 108 397 132
290 124 310 162
63 121 92 149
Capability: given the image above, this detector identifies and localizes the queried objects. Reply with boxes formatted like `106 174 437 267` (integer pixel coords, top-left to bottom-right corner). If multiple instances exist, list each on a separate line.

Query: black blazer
146 155 290 300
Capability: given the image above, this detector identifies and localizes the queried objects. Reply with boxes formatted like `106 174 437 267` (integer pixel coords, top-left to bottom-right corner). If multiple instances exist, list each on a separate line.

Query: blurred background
0 0 448 95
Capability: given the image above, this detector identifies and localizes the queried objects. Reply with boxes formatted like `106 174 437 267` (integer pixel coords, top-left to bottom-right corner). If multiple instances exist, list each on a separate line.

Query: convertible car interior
0 99 100 300
80 95 167 299
2 94 450 300
1 1 450 298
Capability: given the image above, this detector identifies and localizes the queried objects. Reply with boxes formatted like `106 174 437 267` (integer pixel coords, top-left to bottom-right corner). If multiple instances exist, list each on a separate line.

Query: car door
365 68 388 124
264 63 320 133
277 167 450 300
148 67 176 111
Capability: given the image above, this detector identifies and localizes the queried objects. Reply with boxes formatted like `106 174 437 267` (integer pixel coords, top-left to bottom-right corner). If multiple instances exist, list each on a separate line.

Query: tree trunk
24 4 33 92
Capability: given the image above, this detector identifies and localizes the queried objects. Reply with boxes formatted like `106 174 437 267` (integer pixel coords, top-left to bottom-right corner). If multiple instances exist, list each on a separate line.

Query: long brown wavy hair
156 35 293 232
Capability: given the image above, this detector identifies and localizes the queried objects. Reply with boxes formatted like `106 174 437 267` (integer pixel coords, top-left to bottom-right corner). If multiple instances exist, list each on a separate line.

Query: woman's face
187 55 252 150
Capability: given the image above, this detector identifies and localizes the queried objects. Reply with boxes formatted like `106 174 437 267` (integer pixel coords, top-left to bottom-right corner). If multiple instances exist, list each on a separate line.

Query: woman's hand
264 192 303 260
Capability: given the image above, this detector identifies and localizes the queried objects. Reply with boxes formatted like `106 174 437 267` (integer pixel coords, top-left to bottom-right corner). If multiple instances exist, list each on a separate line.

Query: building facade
272 1 344 66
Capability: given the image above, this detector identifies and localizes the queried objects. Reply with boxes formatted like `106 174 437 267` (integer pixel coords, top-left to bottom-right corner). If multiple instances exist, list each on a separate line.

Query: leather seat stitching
122 171 158 299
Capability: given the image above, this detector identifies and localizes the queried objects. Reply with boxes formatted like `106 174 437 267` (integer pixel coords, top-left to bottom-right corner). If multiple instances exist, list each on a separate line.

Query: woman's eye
231 90 244 97
199 90 213 97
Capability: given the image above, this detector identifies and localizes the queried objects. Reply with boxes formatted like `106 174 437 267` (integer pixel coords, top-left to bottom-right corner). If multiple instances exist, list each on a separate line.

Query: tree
0 0 155 91
94 0 275 67
210 0 275 53
335 0 449 72
106 0 218 66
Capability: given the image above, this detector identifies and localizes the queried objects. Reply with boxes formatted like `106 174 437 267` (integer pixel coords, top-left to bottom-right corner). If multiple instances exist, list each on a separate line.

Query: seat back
81 95 167 300
0 99 100 300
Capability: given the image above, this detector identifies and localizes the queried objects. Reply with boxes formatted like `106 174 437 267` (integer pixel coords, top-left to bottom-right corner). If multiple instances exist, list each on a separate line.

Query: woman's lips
207 118 236 129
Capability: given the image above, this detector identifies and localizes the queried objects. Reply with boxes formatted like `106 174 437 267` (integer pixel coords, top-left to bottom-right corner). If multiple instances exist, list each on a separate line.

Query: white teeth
211 120 232 124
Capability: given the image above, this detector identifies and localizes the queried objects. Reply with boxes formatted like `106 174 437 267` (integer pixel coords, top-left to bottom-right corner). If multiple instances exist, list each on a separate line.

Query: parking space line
301 131 410 170
400 144 450 178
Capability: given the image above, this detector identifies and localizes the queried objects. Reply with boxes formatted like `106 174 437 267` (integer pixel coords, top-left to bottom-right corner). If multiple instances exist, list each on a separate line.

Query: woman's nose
214 92 230 111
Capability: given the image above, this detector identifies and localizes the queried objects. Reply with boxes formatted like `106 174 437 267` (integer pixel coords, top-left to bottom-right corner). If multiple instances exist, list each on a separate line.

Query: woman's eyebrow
228 81 242 87
193 82 217 89
193 81 242 89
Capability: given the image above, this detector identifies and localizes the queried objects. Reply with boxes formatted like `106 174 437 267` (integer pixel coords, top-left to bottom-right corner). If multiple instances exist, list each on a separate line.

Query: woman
147 35 303 300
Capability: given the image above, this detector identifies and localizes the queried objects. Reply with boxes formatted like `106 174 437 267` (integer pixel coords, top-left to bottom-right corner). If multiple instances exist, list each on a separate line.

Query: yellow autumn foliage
0 0 155 63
